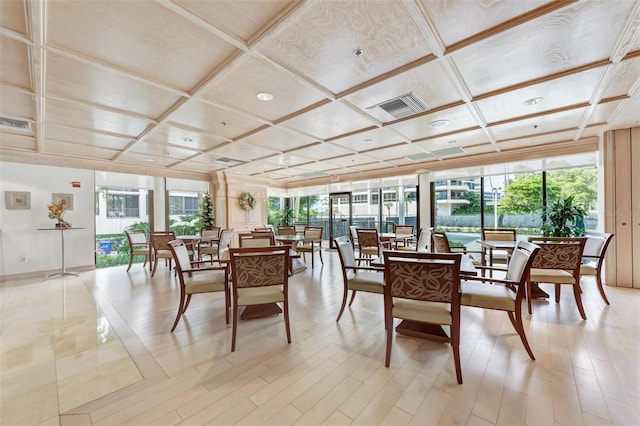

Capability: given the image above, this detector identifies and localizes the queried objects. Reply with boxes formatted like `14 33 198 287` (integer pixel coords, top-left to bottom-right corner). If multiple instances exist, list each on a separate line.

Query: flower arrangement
239 192 257 211
48 200 71 228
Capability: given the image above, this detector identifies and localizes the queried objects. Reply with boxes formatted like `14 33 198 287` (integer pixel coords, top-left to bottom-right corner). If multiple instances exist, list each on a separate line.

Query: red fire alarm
72 181 81 188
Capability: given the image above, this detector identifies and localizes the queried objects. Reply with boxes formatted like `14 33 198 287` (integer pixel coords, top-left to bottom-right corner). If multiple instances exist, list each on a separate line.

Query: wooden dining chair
168 239 229 332
481 228 516 267
431 230 481 265
239 233 274 247
356 228 389 263
396 227 430 253
461 241 540 359
216 229 233 263
296 226 323 268
198 227 221 262
579 232 614 305
393 225 414 248
383 251 463 383
124 229 150 272
527 237 587 318
150 230 176 276
278 226 295 236
334 236 384 321
229 246 290 352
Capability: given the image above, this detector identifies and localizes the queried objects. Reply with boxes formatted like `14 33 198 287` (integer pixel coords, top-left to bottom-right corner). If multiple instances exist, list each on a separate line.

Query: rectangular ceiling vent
432 146 466 157
406 152 436 161
0 116 31 132
372 92 430 119
215 157 244 165
298 171 327 178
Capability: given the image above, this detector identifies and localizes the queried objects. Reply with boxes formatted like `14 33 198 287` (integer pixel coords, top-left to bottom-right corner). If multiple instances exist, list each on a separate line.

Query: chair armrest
464 276 517 288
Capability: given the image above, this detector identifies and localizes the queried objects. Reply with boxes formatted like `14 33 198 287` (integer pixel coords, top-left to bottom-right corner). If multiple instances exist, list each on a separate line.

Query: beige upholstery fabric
392 299 452 325
580 264 597 275
529 268 575 284
348 273 384 293
460 281 515 311
185 271 227 294
237 285 285 305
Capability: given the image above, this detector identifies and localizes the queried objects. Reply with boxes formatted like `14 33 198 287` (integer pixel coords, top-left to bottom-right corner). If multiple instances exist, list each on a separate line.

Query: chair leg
183 294 192 313
142 254 148 269
385 317 393 368
231 304 238 352
527 278 533 315
224 286 230 325
595 273 610 305
572 283 587 320
336 287 348 322
170 289 186 332
319 248 323 265
284 301 291 344
511 307 535 360
126 251 134 272
348 290 357 307
151 255 159 277
555 284 561 303
451 318 463 384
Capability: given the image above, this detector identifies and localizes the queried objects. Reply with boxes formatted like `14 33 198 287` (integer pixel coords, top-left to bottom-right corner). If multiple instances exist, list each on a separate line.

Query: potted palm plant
541 195 587 237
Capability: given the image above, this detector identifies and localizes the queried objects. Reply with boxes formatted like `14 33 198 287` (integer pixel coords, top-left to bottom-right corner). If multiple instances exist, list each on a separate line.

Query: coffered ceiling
1 0 639 186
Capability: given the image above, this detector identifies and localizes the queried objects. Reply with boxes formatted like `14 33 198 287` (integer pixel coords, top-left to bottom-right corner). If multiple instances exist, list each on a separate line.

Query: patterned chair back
482 228 516 242
303 226 323 240
150 231 176 252
239 234 274 247
394 225 414 237
230 246 289 288
278 226 295 236
383 251 461 303
527 237 586 271
356 228 380 250
431 231 452 254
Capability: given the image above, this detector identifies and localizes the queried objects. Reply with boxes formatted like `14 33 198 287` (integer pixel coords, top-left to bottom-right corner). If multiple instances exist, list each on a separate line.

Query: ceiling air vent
406 152 436 162
0 116 31 132
370 92 430 119
432 147 465 157
215 157 244 165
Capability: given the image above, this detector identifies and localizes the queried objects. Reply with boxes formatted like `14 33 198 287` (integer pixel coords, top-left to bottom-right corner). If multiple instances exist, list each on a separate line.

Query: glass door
329 192 351 248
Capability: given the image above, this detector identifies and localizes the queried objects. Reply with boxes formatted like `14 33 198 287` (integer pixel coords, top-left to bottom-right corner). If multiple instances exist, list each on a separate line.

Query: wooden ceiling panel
320 153 377 168
238 126 318 152
0 36 31 89
290 142 355 160
171 161 226 174
258 153 316 168
281 102 377 140
168 99 265 138
0 133 36 151
201 141 279 163
344 61 463 123
199 55 327 122
128 141 200 160
422 0 547 47
45 98 151 137
0 0 27 35
389 104 480 140
46 52 182 119
329 127 408 152
451 1 637 95
496 129 579 151
476 67 604 123
601 57 640 99
146 125 227 151
364 143 428 161
116 152 179 167
44 140 119 160
259 0 432 93
0 85 33 120
174 0 295 43
45 124 131 151
414 128 491 152
490 109 586 141
46 1 238 91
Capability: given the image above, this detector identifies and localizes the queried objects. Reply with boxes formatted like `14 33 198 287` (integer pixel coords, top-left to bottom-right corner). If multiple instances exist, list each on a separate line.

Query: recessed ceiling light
363 139 373 144
523 97 543 106
353 48 363 57
448 140 457 144
180 136 192 142
145 158 155 163
430 119 450 128
256 92 273 101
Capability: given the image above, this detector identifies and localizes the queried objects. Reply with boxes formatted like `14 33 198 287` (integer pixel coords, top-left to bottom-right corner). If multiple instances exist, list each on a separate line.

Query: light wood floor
2 250 639 426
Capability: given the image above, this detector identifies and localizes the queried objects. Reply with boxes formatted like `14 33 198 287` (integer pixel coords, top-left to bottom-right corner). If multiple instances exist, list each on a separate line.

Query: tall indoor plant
541 195 587 237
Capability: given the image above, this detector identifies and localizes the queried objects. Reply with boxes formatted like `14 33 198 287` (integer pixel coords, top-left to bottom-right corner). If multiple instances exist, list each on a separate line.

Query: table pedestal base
241 303 282 320
396 321 450 343
530 283 550 299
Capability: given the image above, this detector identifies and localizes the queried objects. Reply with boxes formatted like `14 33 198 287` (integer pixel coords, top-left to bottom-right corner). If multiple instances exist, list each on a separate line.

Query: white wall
0 162 95 277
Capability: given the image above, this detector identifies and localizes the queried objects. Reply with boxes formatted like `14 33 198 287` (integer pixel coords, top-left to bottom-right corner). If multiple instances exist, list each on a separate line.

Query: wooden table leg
395 321 451 343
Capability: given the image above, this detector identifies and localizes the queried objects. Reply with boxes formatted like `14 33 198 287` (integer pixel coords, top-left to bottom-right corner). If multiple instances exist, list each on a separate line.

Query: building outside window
169 195 199 215
106 193 140 218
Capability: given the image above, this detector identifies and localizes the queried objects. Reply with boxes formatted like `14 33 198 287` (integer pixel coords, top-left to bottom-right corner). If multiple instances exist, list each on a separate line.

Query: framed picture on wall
5 191 31 209
52 193 73 210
